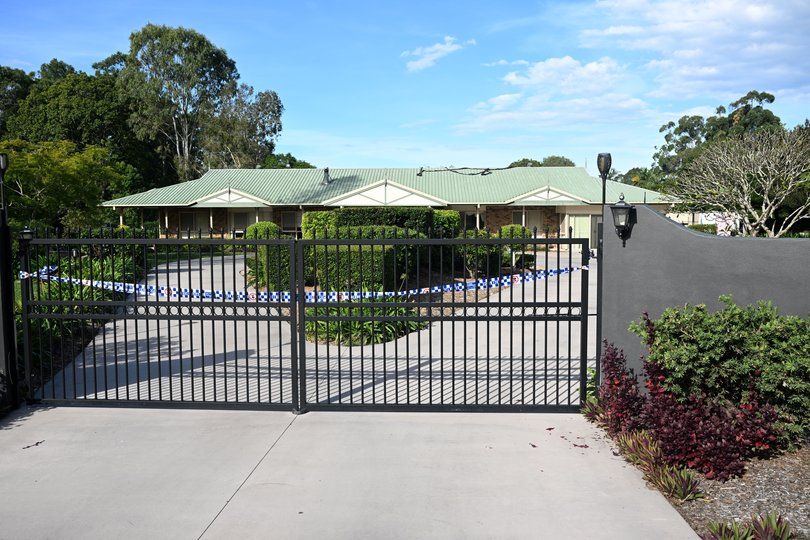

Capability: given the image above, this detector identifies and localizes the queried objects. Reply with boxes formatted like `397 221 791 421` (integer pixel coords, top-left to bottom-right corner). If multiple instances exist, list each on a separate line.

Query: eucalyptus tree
119 24 239 180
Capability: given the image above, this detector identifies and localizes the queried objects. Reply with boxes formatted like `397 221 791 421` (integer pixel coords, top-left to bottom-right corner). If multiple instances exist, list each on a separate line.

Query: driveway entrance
19 232 595 412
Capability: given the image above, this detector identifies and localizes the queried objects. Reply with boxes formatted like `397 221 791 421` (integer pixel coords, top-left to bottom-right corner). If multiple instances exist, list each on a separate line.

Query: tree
509 155 575 167
36 58 77 84
654 91 783 179
201 83 283 169
5 72 174 192
671 128 810 237
119 24 239 180
0 139 132 230
0 66 34 135
620 167 664 191
540 155 576 167
260 152 315 169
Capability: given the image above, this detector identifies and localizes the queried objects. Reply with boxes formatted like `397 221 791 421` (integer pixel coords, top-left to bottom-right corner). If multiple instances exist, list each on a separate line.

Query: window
512 211 524 226
281 211 303 235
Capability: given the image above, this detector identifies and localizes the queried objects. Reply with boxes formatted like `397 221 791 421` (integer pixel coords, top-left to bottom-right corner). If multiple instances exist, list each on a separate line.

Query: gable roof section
323 179 448 207
192 187 271 208
102 167 670 208
510 186 587 206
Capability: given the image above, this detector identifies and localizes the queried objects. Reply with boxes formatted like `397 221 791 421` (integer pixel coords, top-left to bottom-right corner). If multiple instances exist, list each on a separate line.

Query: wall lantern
19 226 34 242
610 193 635 247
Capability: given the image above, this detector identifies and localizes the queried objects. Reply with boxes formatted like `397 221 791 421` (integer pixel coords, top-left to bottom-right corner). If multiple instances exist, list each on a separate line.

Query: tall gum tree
120 24 238 181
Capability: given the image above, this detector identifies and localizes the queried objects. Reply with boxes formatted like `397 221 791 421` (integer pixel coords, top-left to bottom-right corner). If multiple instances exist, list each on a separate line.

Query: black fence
17 229 593 412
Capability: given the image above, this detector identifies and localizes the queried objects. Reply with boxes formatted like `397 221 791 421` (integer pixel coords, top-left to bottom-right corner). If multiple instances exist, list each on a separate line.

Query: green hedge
629 295 810 444
333 207 434 232
687 224 717 234
433 210 461 238
245 222 291 291
306 225 423 282
314 243 399 291
301 211 337 238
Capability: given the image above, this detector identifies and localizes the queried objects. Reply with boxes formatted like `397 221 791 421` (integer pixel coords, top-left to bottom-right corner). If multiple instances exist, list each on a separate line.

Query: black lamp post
594 153 611 391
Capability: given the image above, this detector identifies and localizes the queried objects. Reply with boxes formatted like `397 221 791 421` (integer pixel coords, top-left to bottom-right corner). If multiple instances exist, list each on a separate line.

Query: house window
512 211 525 226
281 211 302 235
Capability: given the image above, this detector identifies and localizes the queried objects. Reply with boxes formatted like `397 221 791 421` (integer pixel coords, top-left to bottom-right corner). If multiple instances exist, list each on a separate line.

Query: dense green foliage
433 209 461 238
687 224 717 234
629 296 810 443
301 211 339 238
261 152 314 169
0 139 133 230
314 244 399 292
333 206 434 232
304 293 426 345
245 221 291 291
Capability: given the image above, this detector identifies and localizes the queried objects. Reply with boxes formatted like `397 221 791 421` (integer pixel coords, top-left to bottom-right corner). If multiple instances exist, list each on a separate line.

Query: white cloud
400 36 475 72
470 93 523 112
482 59 530 67
503 56 622 95
581 0 810 99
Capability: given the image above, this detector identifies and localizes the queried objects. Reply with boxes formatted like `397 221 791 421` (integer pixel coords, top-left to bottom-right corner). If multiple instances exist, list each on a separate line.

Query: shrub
642 361 779 481
498 225 534 265
334 207 434 232
304 293 427 345
245 222 291 291
301 211 337 238
304 225 422 285
596 342 645 436
630 297 810 444
433 209 461 238
314 243 399 292
688 223 718 234
456 229 502 278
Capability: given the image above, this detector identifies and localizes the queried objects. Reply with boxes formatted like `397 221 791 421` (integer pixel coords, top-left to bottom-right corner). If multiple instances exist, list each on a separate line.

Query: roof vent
323 167 330 185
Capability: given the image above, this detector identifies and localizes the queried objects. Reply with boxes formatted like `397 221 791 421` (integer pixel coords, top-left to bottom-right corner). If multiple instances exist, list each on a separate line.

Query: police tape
20 265 588 302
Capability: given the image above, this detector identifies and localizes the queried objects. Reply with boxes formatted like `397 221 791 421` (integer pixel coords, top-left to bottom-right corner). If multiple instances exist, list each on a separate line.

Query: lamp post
595 152 612 392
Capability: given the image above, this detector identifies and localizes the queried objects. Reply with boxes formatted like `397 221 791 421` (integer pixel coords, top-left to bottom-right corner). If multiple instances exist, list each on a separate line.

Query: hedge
314 243 399 291
245 221 291 291
433 210 461 238
301 211 337 238
333 207 434 232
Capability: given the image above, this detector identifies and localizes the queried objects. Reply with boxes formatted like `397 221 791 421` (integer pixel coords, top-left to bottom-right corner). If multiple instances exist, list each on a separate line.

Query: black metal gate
17 230 592 412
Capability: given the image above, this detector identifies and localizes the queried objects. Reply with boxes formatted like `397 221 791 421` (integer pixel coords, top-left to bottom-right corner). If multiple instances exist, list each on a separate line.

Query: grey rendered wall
602 205 810 374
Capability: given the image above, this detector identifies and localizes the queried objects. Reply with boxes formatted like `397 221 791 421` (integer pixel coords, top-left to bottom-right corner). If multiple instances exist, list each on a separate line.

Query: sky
2 0 809 177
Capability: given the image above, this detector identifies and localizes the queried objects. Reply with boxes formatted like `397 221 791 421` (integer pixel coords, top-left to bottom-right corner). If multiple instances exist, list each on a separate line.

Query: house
102 167 669 247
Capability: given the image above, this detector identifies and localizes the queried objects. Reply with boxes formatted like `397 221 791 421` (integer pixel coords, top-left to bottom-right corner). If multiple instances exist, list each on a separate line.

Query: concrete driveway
0 405 697 539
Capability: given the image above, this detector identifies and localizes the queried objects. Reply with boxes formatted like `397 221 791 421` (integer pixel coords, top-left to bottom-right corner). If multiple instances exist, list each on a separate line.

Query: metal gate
17 230 592 412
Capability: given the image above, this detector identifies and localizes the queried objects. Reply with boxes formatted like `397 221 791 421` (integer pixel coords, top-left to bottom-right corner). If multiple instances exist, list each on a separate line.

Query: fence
17 228 593 412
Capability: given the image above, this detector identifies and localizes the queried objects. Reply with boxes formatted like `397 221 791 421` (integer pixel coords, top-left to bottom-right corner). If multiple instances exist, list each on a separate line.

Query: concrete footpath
0 406 697 539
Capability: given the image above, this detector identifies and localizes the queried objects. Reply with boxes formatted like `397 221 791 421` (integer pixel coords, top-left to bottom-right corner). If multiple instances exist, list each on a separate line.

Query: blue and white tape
21 265 588 302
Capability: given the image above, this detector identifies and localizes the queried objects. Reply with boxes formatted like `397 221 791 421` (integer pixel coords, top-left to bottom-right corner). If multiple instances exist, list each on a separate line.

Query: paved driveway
0 406 697 539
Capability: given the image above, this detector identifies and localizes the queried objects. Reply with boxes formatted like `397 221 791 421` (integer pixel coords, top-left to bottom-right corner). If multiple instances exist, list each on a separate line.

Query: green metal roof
102 167 669 208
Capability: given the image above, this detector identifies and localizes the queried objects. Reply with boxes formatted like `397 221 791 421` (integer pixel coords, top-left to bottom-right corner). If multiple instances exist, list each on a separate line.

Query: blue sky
2 0 809 176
